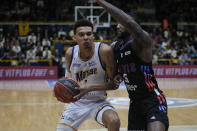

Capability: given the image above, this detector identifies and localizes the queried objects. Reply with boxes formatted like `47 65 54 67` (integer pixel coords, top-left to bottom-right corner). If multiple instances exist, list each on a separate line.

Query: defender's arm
94 0 153 62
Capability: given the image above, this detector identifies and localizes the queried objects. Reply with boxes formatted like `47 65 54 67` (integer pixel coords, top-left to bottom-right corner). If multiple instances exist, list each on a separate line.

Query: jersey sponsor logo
125 51 131 56
140 65 151 73
75 68 98 82
126 84 138 91
118 63 136 73
120 51 131 58
88 61 97 67
122 74 138 91
73 63 81 68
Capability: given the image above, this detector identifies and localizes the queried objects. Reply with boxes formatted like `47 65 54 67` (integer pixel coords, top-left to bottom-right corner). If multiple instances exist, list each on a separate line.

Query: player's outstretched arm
94 0 153 62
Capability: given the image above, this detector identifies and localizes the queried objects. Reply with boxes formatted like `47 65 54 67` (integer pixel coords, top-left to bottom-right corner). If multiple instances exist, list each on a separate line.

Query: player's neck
79 45 95 61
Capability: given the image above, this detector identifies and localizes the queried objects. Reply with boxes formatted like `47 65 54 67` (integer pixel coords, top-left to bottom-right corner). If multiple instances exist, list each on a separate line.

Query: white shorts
56 99 115 131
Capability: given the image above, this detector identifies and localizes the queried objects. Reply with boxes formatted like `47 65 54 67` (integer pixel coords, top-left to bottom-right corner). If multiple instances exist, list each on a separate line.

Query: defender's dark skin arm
94 0 153 62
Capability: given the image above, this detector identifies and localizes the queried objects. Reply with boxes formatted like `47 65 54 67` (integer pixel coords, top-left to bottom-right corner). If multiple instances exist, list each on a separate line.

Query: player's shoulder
99 42 113 53
65 47 73 57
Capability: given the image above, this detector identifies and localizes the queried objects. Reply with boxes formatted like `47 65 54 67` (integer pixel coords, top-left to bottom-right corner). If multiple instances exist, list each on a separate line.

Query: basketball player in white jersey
56 19 120 131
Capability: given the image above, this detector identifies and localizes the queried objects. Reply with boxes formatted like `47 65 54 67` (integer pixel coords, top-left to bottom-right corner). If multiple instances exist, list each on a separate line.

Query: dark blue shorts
128 93 169 131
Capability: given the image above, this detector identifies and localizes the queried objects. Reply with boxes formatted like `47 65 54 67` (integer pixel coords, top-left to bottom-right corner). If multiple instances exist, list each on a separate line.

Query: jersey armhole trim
98 42 106 71
69 46 74 70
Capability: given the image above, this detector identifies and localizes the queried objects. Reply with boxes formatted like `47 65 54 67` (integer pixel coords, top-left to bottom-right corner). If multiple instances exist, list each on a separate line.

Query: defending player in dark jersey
94 0 169 131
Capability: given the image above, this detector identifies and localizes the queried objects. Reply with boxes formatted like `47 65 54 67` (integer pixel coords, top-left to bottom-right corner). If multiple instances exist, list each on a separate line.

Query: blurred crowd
0 0 197 74
0 23 197 64
149 25 197 65
0 0 197 22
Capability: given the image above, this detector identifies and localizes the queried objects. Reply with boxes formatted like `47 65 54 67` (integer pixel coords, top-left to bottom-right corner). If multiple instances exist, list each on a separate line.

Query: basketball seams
54 77 80 103
58 79 79 94
55 82 75 96
62 77 80 87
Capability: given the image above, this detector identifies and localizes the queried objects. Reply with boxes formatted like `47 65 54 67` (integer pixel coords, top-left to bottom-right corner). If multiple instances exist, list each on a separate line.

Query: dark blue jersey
113 40 163 101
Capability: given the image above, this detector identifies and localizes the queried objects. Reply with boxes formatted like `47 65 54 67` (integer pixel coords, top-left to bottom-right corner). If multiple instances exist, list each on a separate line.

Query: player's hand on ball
73 84 90 100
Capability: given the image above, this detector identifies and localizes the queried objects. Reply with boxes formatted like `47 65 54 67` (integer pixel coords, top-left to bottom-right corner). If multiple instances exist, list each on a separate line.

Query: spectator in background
0 35 4 59
49 26 57 40
18 52 26 66
37 0 44 8
35 45 43 59
27 32 37 44
179 50 189 65
0 39 5 59
154 31 163 45
52 49 61 65
34 41 43 59
0 31 5 46
12 40 21 57
186 41 197 58
26 47 36 63
68 29 74 39
60 54 66 77
3 38 12 59
42 46 51 59
36 33 42 44
42 37 51 48
52 49 62 78
52 33 59 41
58 27 66 39
35 26 44 39
26 39 34 50
163 28 170 40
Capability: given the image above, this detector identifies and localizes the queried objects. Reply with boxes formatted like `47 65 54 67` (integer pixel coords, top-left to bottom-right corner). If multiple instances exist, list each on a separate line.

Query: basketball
53 77 80 103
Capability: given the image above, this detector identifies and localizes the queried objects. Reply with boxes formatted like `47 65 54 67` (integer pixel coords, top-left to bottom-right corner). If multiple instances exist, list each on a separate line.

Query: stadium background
0 0 197 131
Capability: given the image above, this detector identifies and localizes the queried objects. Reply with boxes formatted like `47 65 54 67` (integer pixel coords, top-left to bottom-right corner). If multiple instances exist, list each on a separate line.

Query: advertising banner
0 66 58 80
153 65 197 78
0 65 196 79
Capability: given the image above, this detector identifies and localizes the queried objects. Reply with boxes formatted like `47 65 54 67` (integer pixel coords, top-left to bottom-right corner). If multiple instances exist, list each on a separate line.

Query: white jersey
69 42 107 103
58 42 116 130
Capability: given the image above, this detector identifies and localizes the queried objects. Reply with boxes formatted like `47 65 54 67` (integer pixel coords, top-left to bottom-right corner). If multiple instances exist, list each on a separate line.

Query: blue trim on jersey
69 47 75 70
120 40 133 50
98 42 106 71
95 104 114 125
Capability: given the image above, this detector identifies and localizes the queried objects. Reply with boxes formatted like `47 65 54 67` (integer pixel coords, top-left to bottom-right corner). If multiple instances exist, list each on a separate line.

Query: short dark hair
73 19 93 34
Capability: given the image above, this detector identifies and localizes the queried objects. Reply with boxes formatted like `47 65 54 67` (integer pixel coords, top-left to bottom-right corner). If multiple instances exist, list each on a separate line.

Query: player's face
117 24 126 36
74 26 94 49
117 24 130 39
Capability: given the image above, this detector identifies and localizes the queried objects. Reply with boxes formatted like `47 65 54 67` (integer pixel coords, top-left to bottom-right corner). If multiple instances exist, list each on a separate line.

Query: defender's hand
113 74 123 87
